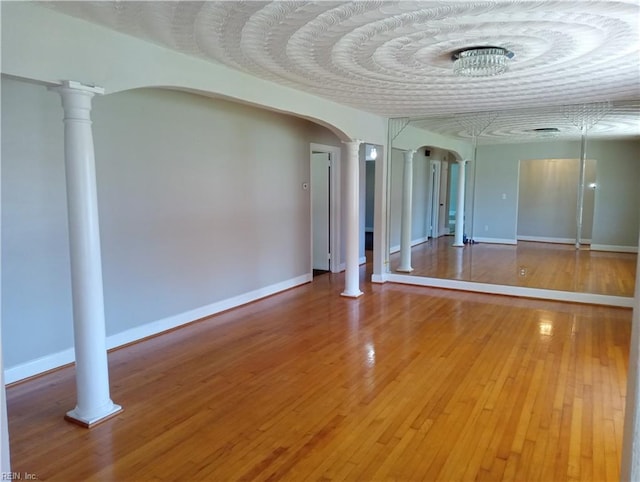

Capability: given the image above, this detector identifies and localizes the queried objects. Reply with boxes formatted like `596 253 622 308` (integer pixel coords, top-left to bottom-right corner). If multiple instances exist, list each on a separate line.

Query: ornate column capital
342 139 362 157
403 149 416 162
51 80 105 95
49 81 104 123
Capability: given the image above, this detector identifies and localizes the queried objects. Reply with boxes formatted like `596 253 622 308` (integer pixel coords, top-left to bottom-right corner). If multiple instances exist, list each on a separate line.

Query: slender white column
341 139 363 298
453 159 468 247
50 81 122 427
397 150 415 272
576 127 587 249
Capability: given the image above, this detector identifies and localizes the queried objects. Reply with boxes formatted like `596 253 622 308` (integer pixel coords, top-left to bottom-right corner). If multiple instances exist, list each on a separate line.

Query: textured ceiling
44 1 640 144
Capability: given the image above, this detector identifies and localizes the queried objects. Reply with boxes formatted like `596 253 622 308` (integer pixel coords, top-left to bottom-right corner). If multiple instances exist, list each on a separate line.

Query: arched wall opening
387 144 463 256
0 78 365 383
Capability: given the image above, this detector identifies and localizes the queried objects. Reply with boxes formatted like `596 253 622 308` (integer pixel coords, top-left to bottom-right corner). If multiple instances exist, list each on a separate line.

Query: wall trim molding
385 274 634 308
473 237 518 245
517 235 591 245
371 273 388 284
390 236 429 254
4 274 312 384
591 244 638 253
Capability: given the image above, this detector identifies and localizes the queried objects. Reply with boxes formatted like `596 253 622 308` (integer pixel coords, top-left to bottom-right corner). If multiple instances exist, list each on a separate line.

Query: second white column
342 140 363 298
398 150 415 272
51 81 122 427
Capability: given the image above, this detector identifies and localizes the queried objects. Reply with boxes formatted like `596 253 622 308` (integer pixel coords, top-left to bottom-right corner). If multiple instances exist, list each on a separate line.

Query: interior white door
429 160 441 238
311 152 330 271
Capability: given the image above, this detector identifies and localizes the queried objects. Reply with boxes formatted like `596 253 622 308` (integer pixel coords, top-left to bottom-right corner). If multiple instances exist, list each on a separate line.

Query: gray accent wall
589 140 640 248
2 78 75 367
1 78 342 370
475 139 640 248
518 158 596 241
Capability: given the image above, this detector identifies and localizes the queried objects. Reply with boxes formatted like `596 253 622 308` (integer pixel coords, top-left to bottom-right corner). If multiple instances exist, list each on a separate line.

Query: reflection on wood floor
389 237 637 297
6 270 632 481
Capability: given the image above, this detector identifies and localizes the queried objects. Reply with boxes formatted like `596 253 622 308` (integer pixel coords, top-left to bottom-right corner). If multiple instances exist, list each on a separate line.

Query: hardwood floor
6 264 631 481
389 238 637 297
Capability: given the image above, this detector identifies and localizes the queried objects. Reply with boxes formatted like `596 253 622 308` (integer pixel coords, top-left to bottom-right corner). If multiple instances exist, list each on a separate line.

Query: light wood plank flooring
389 238 637 297
7 266 631 481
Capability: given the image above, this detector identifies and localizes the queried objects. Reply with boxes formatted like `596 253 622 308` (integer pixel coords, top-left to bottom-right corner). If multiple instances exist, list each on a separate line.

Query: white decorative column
453 159 468 247
50 81 122 427
575 126 588 249
342 140 363 298
563 102 610 249
397 150 415 272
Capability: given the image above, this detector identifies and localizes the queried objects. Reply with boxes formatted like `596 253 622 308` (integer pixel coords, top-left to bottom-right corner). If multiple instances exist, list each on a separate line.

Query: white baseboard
4 273 312 384
386 274 633 308
389 236 429 254
517 235 591 245
371 273 389 284
4 349 77 386
590 244 638 253
472 237 517 245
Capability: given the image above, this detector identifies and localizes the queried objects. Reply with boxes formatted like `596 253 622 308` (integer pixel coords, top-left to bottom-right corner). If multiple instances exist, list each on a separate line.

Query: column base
341 290 363 298
397 266 414 273
452 243 465 247
65 403 123 428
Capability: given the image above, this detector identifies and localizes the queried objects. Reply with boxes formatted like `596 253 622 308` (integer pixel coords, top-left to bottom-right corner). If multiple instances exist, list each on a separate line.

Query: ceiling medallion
452 46 514 77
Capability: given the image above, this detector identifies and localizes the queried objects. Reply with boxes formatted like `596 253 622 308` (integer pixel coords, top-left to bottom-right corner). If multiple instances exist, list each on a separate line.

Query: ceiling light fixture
531 127 560 138
452 46 514 77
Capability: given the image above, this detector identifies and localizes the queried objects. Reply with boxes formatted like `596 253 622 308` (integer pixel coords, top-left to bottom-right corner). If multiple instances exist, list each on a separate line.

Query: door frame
310 143 341 273
438 160 449 236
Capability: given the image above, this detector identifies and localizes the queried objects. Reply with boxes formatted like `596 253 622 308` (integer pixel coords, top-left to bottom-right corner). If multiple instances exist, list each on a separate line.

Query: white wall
1 77 343 379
